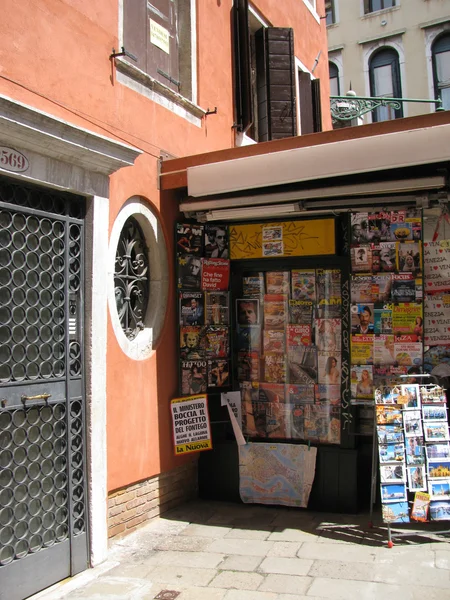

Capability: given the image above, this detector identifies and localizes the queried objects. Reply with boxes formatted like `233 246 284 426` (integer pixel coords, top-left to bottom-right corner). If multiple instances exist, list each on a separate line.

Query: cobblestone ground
32 500 450 600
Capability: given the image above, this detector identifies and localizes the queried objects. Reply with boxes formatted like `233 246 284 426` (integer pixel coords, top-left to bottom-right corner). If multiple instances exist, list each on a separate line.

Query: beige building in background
326 0 450 123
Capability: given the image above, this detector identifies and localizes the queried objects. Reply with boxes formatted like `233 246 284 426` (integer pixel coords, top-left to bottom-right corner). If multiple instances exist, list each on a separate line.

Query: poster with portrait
204 224 229 259
176 223 204 256
236 299 260 326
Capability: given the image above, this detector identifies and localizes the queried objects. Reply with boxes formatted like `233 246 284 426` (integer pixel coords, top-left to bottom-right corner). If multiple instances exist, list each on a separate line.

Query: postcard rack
369 382 450 547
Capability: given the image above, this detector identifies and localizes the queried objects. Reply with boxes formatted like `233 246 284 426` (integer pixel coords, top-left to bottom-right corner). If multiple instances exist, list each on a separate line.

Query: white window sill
115 58 205 126
362 5 400 19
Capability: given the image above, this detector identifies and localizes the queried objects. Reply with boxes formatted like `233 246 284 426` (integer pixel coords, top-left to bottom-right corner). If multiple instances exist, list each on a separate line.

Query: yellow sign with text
229 219 336 260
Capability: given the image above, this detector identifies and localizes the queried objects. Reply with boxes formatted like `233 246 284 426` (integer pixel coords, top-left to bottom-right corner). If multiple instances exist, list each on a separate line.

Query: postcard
376 405 403 426
381 482 407 503
379 463 406 483
423 422 450 442
429 500 450 521
425 443 450 461
405 436 426 465
401 384 421 409
410 491 430 522
381 501 410 523
422 404 448 422
403 410 423 437
377 425 404 445
429 479 450 500
427 460 450 479
407 465 427 491
420 385 447 404
379 443 405 464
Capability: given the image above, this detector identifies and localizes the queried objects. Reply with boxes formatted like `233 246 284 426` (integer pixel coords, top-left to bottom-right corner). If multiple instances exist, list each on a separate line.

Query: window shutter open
255 27 297 141
123 0 147 72
298 71 314 135
147 0 180 92
311 79 322 133
233 0 253 133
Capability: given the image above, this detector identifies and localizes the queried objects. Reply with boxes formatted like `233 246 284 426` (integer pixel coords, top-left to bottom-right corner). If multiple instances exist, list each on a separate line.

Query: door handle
21 393 52 405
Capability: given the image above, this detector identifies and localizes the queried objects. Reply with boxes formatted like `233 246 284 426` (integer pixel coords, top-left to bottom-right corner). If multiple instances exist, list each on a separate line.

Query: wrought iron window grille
114 217 149 340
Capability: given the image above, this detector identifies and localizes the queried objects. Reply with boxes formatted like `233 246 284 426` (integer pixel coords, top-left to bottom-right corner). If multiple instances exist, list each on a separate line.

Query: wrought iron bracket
110 47 137 62
330 94 443 124
205 107 218 116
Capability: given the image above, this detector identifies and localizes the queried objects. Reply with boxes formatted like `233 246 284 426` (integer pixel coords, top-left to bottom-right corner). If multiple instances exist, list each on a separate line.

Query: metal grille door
0 177 87 600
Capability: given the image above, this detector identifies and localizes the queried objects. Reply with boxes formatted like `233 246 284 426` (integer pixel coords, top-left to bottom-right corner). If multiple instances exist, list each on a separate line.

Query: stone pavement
32 499 450 600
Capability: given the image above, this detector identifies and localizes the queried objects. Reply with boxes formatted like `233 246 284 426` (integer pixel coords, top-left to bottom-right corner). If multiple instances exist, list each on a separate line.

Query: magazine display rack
370 381 450 546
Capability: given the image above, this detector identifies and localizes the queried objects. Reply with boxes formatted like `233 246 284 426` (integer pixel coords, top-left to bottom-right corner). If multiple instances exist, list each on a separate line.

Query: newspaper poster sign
170 394 212 455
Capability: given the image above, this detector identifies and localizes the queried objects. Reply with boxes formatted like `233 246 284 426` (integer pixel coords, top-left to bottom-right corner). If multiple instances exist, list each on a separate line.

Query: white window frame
302 0 320 24
423 23 450 109
362 36 406 123
328 50 344 96
117 0 201 125
360 0 399 17
326 0 339 27
295 57 315 136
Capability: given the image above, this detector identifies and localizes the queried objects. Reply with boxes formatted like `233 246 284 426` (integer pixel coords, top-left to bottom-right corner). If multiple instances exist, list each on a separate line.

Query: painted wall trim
357 29 406 45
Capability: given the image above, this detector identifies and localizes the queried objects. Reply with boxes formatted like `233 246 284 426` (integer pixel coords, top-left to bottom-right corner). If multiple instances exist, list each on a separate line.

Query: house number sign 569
0 147 29 172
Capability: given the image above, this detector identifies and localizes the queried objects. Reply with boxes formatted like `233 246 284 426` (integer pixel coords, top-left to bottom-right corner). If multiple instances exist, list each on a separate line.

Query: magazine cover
351 365 374 400
368 211 392 242
237 351 260 381
405 436 426 465
264 353 287 383
303 402 336 442
176 223 203 255
240 381 259 435
351 212 371 243
391 273 417 302
394 338 423 368
351 274 373 303
351 335 374 365
379 241 396 272
410 491 430 522
287 345 317 385
373 365 408 389
374 305 393 334
242 273 265 299
373 335 395 365
351 245 373 272
180 326 205 359
288 403 306 439
390 221 414 242
201 258 230 291
396 241 422 274
315 318 341 352
291 269 316 301
204 224 229 258
204 326 229 358
266 271 290 295
315 384 341 405
351 303 375 334
381 501 410 523
287 324 312 348
207 359 230 388
316 297 342 319
263 329 286 354
286 384 315 404
392 303 423 336
236 325 261 352
205 291 229 325
263 294 288 329
177 254 202 290
318 352 341 385
236 298 260 326
179 292 204 326
258 383 289 438
372 273 392 303
180 360 207 395
316 269 341 301
288 300 313 325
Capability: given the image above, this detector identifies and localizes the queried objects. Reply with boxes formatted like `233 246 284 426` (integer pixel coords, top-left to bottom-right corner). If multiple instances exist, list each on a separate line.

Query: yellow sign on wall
229 219 336 260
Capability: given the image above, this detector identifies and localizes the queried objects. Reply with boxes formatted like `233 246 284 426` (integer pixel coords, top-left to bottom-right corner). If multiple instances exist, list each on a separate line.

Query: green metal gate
0 176 88 600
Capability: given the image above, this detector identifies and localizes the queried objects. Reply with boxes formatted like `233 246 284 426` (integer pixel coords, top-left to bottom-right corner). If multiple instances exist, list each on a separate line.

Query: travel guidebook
205 291 229 325
410 492 430 522
289 300 313 324
291 269 316 301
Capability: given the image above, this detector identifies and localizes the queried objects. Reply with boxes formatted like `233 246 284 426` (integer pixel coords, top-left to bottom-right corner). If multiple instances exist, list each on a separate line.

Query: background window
432 34 450 110
364 0 395 14
329 62 340 95
325 1 335 26
369 48 403 122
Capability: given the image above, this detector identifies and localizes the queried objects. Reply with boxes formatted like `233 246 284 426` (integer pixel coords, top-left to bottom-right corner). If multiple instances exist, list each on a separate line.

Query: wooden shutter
147 0 180 91
123 0 147 72
298 71 314 135
255 27 297 141
311 79 322 133
233 0 253 133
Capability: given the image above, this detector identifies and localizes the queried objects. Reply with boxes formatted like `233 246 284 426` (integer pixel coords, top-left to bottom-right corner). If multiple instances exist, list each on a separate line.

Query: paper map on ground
239 443 317 508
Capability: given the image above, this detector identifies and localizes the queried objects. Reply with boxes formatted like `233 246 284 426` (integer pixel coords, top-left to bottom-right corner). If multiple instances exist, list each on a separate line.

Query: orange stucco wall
0 0 330 492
